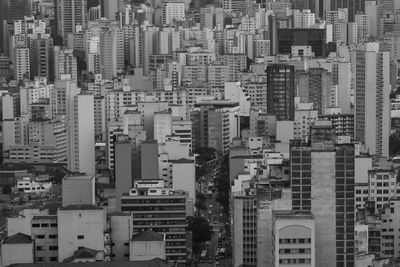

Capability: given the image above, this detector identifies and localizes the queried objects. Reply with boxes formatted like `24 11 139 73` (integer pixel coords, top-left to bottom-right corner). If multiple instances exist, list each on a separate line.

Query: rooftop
32 215 57 220
3 233 32 244
273 210 314 220
132 230 164 242
59 204 103 211
169 158 194 163
64 247 98 262
63 175 94 181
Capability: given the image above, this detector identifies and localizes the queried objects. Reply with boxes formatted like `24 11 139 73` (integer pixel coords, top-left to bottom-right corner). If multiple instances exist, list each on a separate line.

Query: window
35 235 45 239
36 246 44 251
32 223 40 227
49 257 58 261
49 246 58 251
77 235 84 239
49 235 57 239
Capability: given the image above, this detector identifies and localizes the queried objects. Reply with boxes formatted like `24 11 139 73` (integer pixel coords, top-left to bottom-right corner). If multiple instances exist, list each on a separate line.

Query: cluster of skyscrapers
1 0 400 266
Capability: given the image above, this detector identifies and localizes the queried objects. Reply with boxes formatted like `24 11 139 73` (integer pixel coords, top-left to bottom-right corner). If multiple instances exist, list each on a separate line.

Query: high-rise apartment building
296 68 332 114
13 47 30 83
0 0 33 51
266 64 295 121
319 113 354 140
293 9 316 28
121 180 191 265
290 120 355 267
232 193 257 266
162 2 186 25
329 0 366 22
353 43 390 157
96 22 124 80
55 0 87 42
68 93 95 175
355 14 371 43
54 47 77 81
28 35 54 81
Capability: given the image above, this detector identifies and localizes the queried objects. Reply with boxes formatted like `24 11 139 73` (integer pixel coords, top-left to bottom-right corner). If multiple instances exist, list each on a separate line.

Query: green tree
216 172 230 214
195 193 207 211
194 147 217 164
188 216 212 254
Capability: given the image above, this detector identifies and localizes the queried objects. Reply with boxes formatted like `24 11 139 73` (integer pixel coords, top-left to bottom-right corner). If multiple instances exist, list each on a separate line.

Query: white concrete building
293 9 316 28
57 205 106 262
154 111 172 144
1 233 34 266
294 105 318 142
16 177 52 194
162 2 185 25
272 211 315 267
13 47 30 83
353 43 391 157
68 93 95 175
62 175 95 206
129 230 166 261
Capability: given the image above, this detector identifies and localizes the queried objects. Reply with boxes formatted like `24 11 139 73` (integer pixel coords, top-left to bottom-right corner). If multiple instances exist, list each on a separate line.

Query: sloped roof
59 204 103 211
64 247 98 262
132 230 164 242
3 233 32 244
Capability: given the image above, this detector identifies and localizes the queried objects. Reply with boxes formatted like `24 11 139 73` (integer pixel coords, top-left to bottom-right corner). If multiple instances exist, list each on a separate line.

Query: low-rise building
130 230 166 261
272 210 315 267
16 177 52 194
31 215 58 262
1 233 34 266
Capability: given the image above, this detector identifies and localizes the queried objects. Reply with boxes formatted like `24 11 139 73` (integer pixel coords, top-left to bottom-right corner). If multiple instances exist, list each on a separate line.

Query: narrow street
196 164 230 267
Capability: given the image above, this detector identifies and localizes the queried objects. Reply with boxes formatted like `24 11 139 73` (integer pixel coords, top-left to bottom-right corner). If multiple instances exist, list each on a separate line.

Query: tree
194 147 217 164
195 193 207 211
195 165 205 179
216 172 230 214
188 216 212 254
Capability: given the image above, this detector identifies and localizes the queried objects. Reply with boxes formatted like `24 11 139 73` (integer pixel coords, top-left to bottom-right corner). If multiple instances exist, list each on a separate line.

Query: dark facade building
330 0 366 22
29 36 54 81
276 28 327 57
290 121 355 266
266 64 295 121
0 0 33 52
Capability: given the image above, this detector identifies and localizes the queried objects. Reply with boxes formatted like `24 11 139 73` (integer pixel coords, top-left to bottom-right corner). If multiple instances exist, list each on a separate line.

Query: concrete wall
110 215 132 261
1 242 34 266
172 162 195 203
311 151 336 267
115 141 133 211
58 208 105 262
129 240 166 261
62 176 95 206
141 141 159 180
